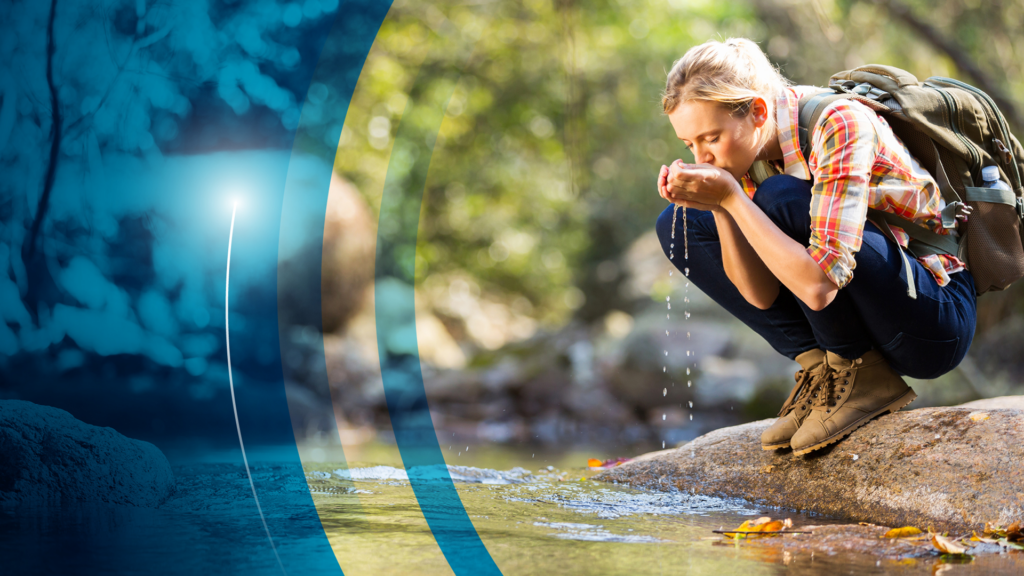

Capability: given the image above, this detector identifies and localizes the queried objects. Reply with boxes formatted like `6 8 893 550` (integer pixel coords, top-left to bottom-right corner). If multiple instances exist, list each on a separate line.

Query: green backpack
750 65 1024 298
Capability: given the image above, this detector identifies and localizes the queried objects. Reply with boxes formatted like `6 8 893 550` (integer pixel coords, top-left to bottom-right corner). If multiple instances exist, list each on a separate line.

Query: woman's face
667 98 768 181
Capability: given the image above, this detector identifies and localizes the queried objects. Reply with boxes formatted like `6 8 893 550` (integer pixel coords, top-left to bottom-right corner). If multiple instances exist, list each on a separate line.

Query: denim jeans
655 174 977 380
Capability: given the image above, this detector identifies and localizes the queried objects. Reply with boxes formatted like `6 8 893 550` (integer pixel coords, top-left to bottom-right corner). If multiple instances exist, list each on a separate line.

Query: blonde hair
662 38 792 154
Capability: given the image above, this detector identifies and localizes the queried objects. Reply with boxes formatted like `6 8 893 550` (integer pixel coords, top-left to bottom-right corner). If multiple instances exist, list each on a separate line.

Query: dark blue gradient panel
0 0 387 573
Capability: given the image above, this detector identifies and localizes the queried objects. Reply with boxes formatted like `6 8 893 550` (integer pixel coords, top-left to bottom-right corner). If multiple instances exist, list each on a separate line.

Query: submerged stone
0 400 174 507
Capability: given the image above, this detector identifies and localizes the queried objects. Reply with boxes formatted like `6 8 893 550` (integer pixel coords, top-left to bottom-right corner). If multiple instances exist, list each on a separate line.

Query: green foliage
331 0 1024 330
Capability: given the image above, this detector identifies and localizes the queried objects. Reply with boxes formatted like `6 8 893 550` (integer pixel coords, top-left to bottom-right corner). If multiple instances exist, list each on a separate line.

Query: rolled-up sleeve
806 105 879 290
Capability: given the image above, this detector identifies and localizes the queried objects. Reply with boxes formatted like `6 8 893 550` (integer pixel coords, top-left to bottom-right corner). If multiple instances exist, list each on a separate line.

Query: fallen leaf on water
931 533 967 555
970 531 997 544
884 526 924 538
726 520 753 540
722 517 791 539
587 457 633 469
982 521 1023 541
1006 521 1022 541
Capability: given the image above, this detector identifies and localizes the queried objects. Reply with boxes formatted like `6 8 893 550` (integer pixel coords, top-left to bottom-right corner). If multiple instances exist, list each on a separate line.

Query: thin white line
226 202 287 575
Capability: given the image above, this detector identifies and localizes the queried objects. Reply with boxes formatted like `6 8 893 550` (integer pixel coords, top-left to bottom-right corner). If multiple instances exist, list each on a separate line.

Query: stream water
4 443 1021 575
306 448 1024 576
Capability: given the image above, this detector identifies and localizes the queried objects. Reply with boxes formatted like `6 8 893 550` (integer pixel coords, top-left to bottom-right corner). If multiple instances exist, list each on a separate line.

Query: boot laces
777 363 825 417
811 364 851 409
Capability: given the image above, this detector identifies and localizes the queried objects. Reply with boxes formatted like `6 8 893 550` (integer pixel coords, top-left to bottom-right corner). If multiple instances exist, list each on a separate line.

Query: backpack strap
749 90 848 186
866 211 918 300
797 91 851 160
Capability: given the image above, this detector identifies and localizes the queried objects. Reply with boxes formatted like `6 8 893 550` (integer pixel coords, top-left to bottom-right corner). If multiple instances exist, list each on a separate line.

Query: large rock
0 400 174 507
595 404 1024 534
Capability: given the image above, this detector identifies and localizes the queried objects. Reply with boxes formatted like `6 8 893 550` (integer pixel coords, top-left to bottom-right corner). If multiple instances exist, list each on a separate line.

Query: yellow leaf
759 520 785 533
725 520 752 540
884 526 923 538
587 458 602 468
932 533 967 555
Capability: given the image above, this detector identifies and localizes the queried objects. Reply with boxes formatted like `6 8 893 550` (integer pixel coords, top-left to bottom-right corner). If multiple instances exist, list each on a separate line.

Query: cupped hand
660 160 740 212
659 162 716 212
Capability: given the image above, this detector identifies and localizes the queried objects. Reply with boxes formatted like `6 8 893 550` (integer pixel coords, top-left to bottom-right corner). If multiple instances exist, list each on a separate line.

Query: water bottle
981 165 1012 191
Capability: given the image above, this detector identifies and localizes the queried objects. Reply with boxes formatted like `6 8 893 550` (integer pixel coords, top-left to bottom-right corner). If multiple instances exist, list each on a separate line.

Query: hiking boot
761 348 827 450
790 349 917 456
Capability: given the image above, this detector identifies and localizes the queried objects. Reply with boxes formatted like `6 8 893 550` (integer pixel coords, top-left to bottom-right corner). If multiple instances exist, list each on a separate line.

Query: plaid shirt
740 86 966 289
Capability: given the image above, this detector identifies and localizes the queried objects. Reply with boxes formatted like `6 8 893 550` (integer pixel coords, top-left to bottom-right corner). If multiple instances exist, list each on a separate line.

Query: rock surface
0 400 174 507
595 404 1024 534
958 396 1024 411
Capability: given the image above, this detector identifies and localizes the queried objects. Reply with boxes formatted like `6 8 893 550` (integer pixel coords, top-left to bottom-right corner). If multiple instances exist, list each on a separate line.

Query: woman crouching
655 38 976 455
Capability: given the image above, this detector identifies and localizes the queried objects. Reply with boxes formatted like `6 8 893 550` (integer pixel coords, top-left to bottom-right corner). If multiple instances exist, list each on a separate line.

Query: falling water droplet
688 401 693 408
686 350 690 356
684 267 689 276
666 314 670 319
684 297 689 303
685 311 691 319
664 350 668 356
670 271 674 276
663 388 667 397
686 368 690 375
670 243 674 249
687 332 690 339
662 366 666 372
683 204 689 259
667 303 671 310
689 414 693 421
687 380 692 387
662 413 666 421
665 330 669 336
662 441 666 449
666 296 671 301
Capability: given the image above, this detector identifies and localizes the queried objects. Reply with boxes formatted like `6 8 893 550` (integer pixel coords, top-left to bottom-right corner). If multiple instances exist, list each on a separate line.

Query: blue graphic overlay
0 1 363 573
373 30 503 576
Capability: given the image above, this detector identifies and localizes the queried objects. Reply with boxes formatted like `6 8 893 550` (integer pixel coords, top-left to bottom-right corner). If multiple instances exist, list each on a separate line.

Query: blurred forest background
2 0 1023 455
